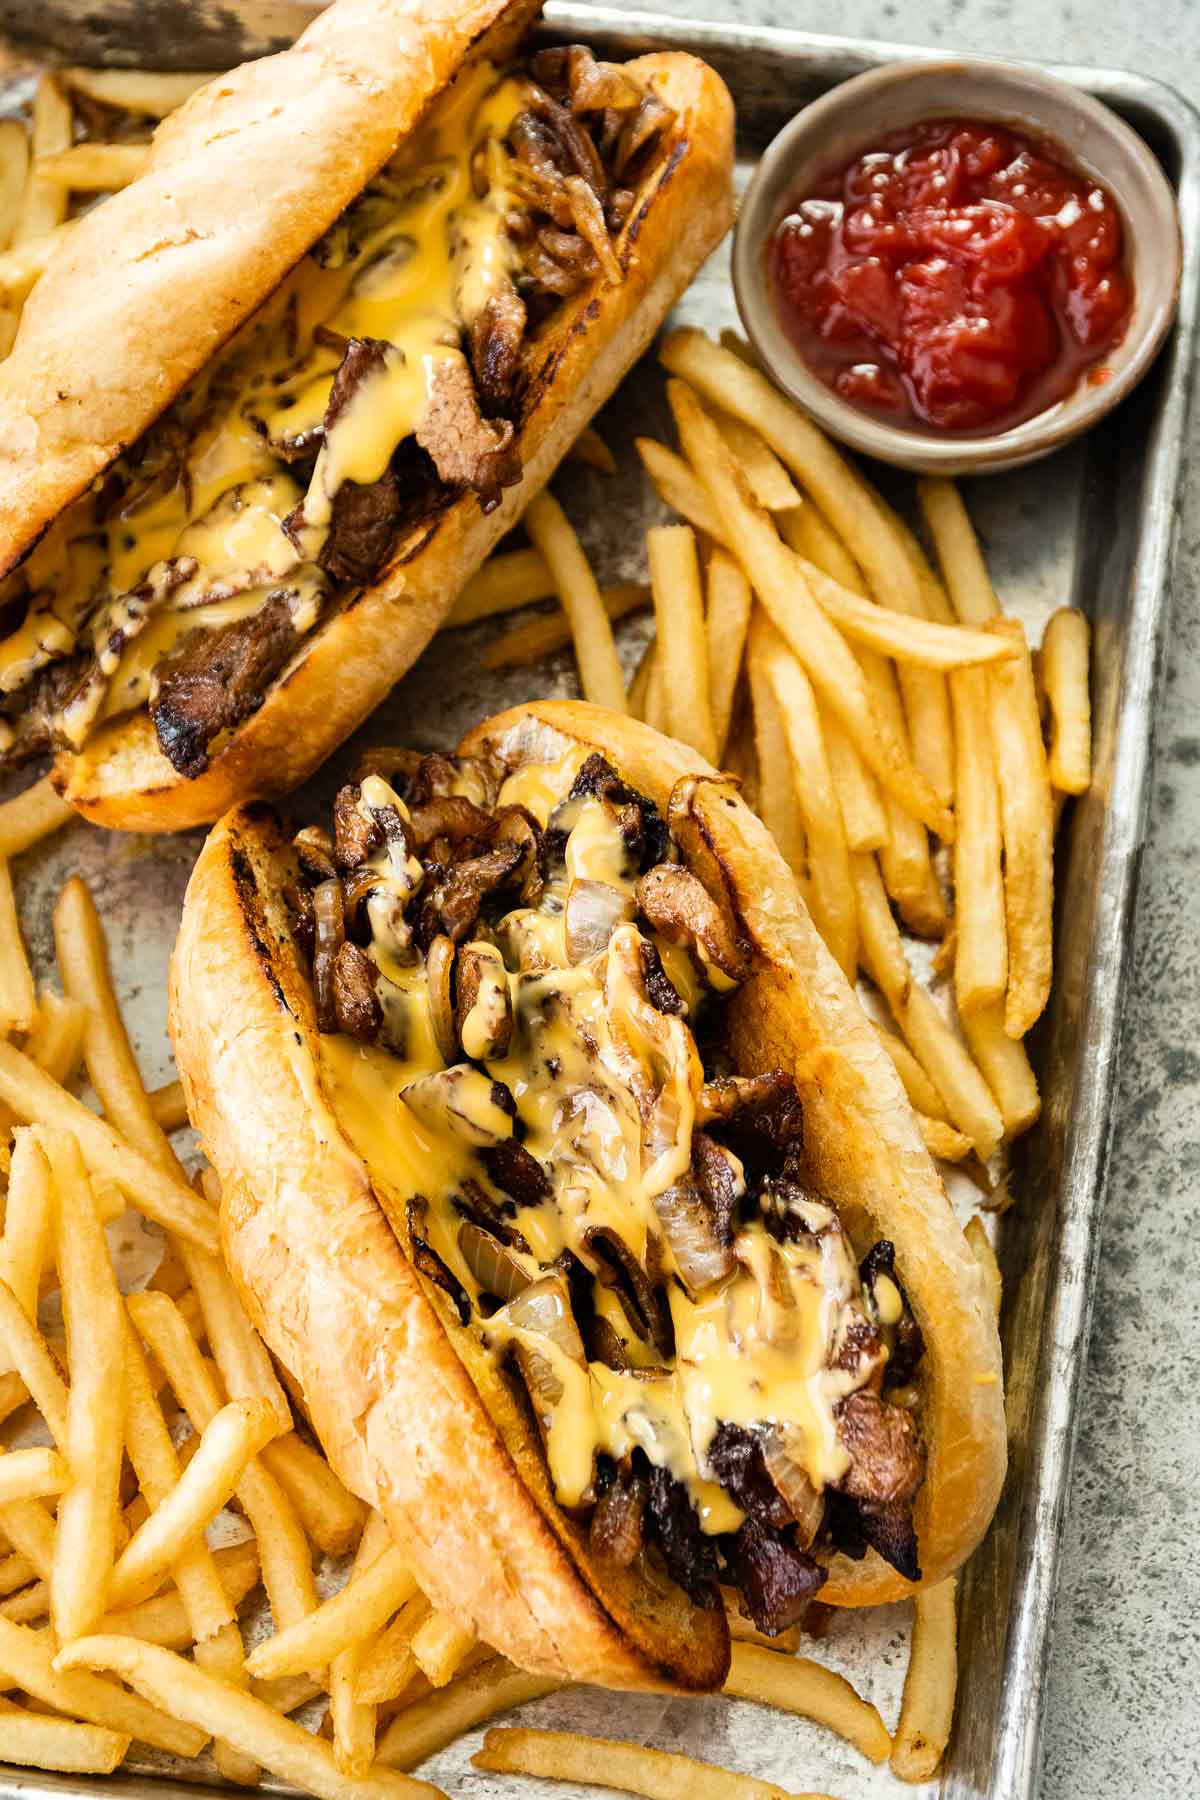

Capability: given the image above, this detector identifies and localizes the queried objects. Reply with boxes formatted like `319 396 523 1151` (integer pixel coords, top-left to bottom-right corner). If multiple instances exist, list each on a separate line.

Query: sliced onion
762 1427 825 1550
425 934 459 1065
506 1273 587 1365
457 1221 531 1305
564 879 634 965
565 174 624 286
400 1065 512 1146
312 879 344 1033
654 1179 734 1295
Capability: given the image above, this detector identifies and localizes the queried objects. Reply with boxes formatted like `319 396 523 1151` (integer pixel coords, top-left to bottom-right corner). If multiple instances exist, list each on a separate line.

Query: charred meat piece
706 1424 792 1531
859 1240 925 1388
331 941 382 1042
585 1225 673 1358
856 1497 921 1583
710 1073 805 1179
836 1391 923 1507
407 1198 471 1326
590 1461 648 1567
468 283 527 416
636 863 751 984
639 939 684 1014
453 1178 530 1253
315 468 407 588
293 824 337 882
530 45 645 117
332 783 383 871
324 336 391 433
692 1133 740 1248
644 1465 719 1604
150 594 297 778
697 1071 796 1131
724 1517 826 1636
407 795 494 850
415 354 520 512
416 840 525 946
569 755 670 868
481 1140 552 1211
311 878 345 1034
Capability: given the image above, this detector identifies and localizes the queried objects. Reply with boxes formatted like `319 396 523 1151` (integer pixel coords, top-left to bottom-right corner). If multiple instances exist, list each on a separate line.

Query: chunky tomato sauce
766 118 1133 433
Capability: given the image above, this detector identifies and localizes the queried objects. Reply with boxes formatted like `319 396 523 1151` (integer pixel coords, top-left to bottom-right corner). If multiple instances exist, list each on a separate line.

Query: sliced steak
150 594 297 777
415 353 520 512
724 1516 825 1636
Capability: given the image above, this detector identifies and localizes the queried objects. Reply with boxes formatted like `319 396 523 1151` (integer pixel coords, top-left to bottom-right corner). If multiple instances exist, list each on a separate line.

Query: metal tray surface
0 11 1196 1799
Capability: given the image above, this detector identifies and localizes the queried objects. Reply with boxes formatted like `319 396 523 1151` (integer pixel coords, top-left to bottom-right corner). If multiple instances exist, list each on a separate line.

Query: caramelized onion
564 878 634 964
653 1178 735 1295
505 1273 588 1365
762 1428 826 1550
425 934 458 1064
565 175 623 285
400 1065 513 1146
312 879 344 1033
457 1221 530 1305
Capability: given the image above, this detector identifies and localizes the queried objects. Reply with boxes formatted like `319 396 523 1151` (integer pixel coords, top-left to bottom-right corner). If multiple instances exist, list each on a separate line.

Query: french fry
127 1289 318 1631
0 1277 68 1447
778 500 861 591
661 328 922 616
13 77 72 246
524 492 626 712
873 1024 948 1120
377 1656 560 1771
0 121 30 254
260 1433 367 1557
669 380 952 839
711 410 801 511
355 1593 432 1705
648 524 717 762
480 583 649 669
626 636 657 720
0 1129 52 1323
852 856 1003 1159
860 648 946 937
178 1231 292 1432
960 1002 1041 1138
35 142 150 191
964 1218 1002 1322
635 437 728 545
723 1642 890 1763
148 1078 189 1134
0 1551 36 1597
0 228 70 301
0 1617 207 1757
409 1610 477 1689
820 703 888 852
0 1041 218 1251
919 1116 973 1163
0 1703 129 1774
62 68 217 117
705 549 752 758
891 1577 959 1781
474 1726 829 1800
251 1672 325 1714
328 1510 392 1777
0 305 17 358
53 1636 438 1800
25 992 86 1086
987 617 1055 1037
47 1129 124 1642
750 614 856 980
950 667 1007 1015
801 562 1017 669
0 1492 55 1582
112 1394 278 1609
746 648 806 881
1041 607 1092 795
918 478 999 626
568 425 616 473
0 1372 30 1430
95 1541 261 1650
0 860 35 1035
0 1449 68 1505
642 645 668 733
446 549 554 626
247 1543 416 1680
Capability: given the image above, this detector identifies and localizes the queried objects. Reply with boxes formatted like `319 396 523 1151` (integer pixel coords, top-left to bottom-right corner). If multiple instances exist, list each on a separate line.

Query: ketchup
766 118 1133 433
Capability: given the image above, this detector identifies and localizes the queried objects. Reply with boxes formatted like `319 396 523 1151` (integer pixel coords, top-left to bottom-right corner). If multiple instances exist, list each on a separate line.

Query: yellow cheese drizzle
319 752 869 1535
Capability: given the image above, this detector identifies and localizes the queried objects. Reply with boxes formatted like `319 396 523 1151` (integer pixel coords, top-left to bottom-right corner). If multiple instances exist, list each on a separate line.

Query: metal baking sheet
1 9 1196 1797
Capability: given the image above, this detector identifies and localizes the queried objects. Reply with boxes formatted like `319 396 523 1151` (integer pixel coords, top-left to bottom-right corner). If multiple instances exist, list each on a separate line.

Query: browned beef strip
644 1464 720 1605
859 1240 925 1387
568 754 670 868
724 1517 826 1636
835 1391 923 1506
482 1140 551 1210
331 941 382 1042
332 783 382 870
638 939 683 1014
706 1424 793 1532
150 594 297 777
856 1498 921 1582
468 284 527 416
325 336 391 431
317 469 408 587
415 355 520 513
415 840 525 946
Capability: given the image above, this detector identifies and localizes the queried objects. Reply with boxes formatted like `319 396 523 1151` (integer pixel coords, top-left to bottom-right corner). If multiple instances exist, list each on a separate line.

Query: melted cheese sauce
317 753 874 1532
0 60 526 744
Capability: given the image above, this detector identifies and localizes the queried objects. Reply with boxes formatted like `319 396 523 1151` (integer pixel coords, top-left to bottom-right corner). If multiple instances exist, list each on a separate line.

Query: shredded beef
150 594 297 777
712 1073 805 1178
639 939 684 1014
691 1133 739 1248
316 469 408 587
415 354 520 511
590 1463 648 1567
724 1517 826 1636
415 840 524 946
469 284 527 415
332 784 382 870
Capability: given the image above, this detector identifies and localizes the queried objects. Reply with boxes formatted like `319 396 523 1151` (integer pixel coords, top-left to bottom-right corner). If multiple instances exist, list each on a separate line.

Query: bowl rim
731 53 1184 476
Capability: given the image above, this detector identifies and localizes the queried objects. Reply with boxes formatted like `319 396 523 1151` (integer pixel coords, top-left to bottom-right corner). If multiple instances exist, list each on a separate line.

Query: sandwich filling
0 48 673 776
286 743 926 1634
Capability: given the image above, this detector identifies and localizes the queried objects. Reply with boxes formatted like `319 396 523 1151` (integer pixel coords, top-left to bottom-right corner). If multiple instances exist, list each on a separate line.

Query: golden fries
1041 607 1092 794
524 492 626 711
0 859 35 1035
355 1592 431 1704
711 409 801 511
54 1636 434 1799
481 583 648 669
919 477 999 626
951 667 1008 1015
648 523 717 762
961 1001 1041 1138
474 1726 831 1800
97 1541 260 1649
723 1642 891 1764
260 1433 367 1557
47 1130 124 1642
0 1449 69 1504
62 68 216 117
14 77 72 246
409 1610 477 1689
746 649 807 881
448 549 555 625
801 561 1018 668
0 1617 207 1757
377 1658 560 1770
750 614 856 979
180 1232 292 1431
873 1024 947 1120
0 1277 69 1448
891 1577 959 1781
26 991 86 1086
988 617 1055 1037
35 142 150 191
248 1544 416 1680
148 1077 189 1133
0 1704 129 1774
0 1129 53 1322
636 437 728 545
820 703 888 853
860 649 946 938
919 1115 973 1163
705 549 752 757
0 120 31 254
568 425 617 473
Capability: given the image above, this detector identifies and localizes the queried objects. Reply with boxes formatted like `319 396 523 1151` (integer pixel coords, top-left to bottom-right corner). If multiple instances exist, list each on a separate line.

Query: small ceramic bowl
732 57 1183 475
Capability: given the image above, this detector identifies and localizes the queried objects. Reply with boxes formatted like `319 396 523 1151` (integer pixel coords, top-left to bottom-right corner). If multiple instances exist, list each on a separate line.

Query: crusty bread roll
170 702 1006 1689
0 6 734 830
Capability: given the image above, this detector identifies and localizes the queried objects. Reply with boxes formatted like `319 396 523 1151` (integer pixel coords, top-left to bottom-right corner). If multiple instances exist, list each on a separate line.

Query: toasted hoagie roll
0 2 733 831
170 703 1005 1689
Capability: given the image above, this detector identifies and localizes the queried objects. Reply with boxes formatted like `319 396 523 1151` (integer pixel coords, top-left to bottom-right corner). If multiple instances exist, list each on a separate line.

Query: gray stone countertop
630 0 1200 1794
